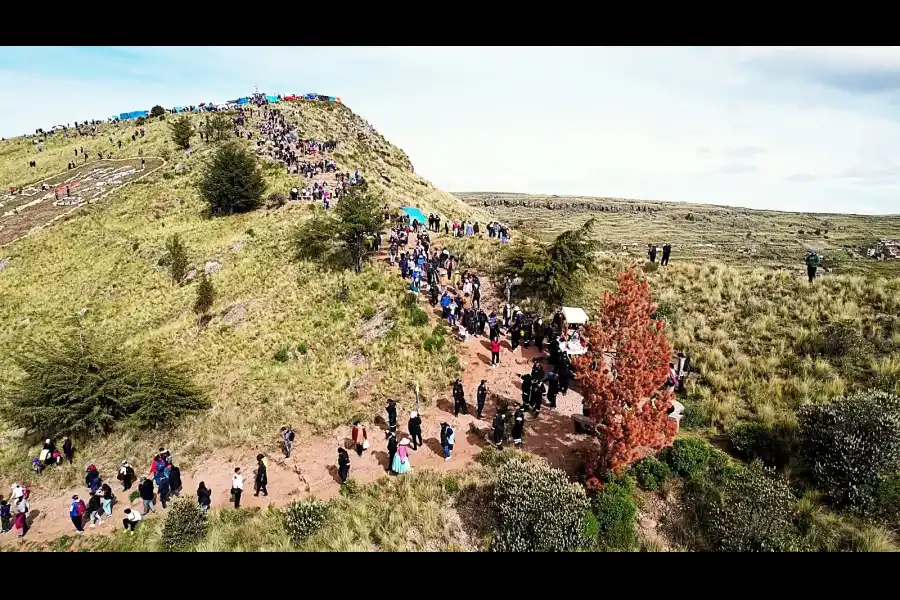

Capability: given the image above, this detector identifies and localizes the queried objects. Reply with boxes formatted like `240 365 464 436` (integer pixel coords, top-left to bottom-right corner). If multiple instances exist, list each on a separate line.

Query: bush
809 322 869 360
797 390 900 509
198 142 266 216
361 305 376 320
631 456 671 491
283 499 330 546
266 192 286 209
274 347 290 363
591 479 638 550
408 307 429 327
873 472 900 528
161 498 207 551
297 342 308 355
423 334 445 353
704 462 799 552
169 115 194 149
166 233 189 284
663 437 711 478
492 458 589 552
727 421 793 469
150 105 166 118
0 332 208 439
135 116 146 127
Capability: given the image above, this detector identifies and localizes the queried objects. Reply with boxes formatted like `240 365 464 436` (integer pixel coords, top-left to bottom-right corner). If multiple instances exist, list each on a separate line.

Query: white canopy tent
562 306 589 326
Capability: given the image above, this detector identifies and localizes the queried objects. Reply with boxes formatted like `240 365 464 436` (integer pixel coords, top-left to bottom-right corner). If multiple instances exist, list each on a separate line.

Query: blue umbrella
401 206 427 225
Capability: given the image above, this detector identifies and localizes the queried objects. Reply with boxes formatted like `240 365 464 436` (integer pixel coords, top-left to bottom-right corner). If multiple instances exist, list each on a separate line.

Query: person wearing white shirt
231 468 244 509
122 508 141 534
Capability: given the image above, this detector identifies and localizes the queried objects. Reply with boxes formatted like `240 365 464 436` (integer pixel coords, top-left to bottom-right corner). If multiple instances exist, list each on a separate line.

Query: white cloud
2 47 900 214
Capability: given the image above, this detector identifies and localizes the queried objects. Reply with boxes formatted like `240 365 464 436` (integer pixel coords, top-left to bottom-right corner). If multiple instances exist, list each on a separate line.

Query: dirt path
2 231 586 546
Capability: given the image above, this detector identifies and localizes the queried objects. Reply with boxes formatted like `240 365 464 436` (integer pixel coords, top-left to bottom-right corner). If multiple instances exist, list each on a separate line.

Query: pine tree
198 142 266 216
193 273 215 331
169 115 194 149
335 184 383 273
572 268 676 479
167 233 189 284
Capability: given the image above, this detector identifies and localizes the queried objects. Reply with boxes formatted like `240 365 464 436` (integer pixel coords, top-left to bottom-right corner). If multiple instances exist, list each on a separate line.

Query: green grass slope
0 101 483 484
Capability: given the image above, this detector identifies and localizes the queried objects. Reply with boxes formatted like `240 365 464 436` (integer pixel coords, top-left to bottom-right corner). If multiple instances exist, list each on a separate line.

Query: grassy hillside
0 101 484 486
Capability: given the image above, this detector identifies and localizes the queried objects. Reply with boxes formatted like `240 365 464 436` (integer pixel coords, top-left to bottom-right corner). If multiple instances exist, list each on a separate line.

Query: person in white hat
392 439 411 474
407 411 423 450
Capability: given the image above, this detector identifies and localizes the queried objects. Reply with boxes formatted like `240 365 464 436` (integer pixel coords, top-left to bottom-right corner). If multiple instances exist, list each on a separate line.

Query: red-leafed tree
573 268 676 480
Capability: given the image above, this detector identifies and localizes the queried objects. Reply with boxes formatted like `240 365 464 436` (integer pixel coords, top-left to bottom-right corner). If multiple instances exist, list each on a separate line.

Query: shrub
491 458 589 552
423 334 445 353
804 321 869 360
283 499 330 546
581 510 600 548
727 421 792 469
401 292 418 309
169 115 194 149
266 192 286 209
193 273 215 327
704 462 799 552
797 390 900 509
161 498 208 551
873 472 900 528
150 105 166 118
297 342 308 355
135 116 146 127
198 142 266 216
0 333 208 438
361 305 376 320
664 437 711 478
631 456 671 491
166 233 189 284
591 479 638 550
408 307 429 327
274 347 290 363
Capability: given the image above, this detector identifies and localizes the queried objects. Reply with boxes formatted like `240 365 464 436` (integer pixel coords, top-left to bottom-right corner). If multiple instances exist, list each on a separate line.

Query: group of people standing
648 243 673 265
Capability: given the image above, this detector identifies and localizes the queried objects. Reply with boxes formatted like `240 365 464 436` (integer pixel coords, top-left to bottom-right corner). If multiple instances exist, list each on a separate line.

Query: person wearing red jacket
490 337 501 368
352 422 368 457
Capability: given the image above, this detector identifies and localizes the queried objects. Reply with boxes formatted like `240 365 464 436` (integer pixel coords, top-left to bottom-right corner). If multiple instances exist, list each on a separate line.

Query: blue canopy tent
236 97 250 105
173 106 184 113
265 95 280 103
119 110 149 120
400 206 427 225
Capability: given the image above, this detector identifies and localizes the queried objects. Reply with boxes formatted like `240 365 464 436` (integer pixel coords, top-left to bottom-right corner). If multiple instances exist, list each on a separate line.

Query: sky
2 46 900 215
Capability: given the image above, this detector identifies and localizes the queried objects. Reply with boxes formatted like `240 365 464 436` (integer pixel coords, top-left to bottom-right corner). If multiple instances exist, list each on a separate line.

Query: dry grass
0 102 480 487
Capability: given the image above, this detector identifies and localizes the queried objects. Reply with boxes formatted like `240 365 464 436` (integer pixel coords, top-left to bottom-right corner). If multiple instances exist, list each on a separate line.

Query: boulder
222 303 247 325
182 268 197 282
174 163 191 173
230 241 245 253
204 260 222 276
0 257 9 272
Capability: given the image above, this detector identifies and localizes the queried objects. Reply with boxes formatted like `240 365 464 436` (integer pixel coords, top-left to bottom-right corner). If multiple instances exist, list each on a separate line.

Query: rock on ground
0 258 9 272
222 303 248 325
204 260 222 276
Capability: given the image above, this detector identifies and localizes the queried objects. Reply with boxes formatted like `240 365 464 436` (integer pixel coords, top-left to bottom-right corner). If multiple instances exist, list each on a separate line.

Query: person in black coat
157 472 171 509
530 378 545 415
386 432 398 474
408 411 423 450
197 482 212 512
520 373 532 407
453 378 468 416
254 454 268 497
476 380 487 419
386 399 398 435
168 464 182 498
491 412 506 449
511 407 526 449
62 437 74 464
138 477 156 516
546 372 560 408
559 360 573 396
337 448 351 483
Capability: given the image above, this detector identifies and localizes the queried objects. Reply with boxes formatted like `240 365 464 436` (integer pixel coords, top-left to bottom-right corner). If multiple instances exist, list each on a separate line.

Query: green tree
198 142 266 216
194 273 215 330
335 185 383 273
169 115 194 149
293 184 383 273
499 219 598 305
204 114 232 143
0 331 207 439
166 233 189 284
150 105 166 118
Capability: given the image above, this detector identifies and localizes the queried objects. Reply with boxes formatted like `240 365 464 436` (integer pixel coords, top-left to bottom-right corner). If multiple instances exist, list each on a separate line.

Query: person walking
197 482 212 513
157 470 171 509
351 421 368 457
168 463 182 498
231 468 244 508
476 380 488 419
386 399 398 435
254 454 268 497
86 491 103 528
408 411 424 450
392 439 411 474
337 448 351 484
440 422 456 461
386 432 398 474
492 412 506 449
280 426 295 458
62 437 73 464
117 461 135 491
453 378 468 416
546 372 559 408
100 483 114 519
138 477 155 515
806 250 822 283
512 406 526 449
122 508 141 535
69 495 86 534
661 243 671 266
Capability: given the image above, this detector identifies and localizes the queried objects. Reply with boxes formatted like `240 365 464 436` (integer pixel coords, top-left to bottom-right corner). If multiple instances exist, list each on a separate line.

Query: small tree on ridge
198 142 266 216
194 273 215 331
167 233 189 284
169 115 194 149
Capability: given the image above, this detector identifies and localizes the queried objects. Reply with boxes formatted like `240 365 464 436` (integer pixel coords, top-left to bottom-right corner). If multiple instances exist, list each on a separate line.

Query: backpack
0 504 10 518
76 500 86 516
288 430 295 442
